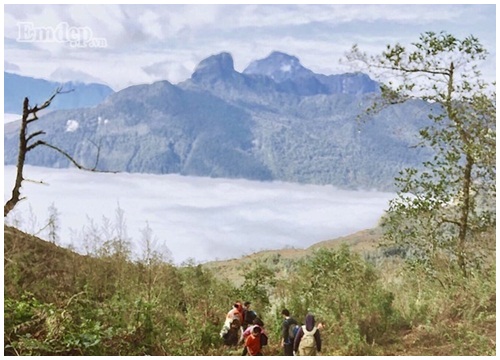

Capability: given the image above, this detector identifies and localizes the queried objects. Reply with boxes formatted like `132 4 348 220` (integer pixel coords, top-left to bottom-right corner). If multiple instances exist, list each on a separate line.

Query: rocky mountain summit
4 52 433 191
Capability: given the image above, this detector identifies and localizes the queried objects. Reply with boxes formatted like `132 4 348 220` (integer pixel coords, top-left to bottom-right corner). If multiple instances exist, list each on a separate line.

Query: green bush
4 224 495 355
278 246 404 354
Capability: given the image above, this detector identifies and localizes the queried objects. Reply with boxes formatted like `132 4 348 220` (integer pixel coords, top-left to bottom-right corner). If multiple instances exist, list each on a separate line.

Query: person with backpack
223 302 244 332
293 313 322 356
244 325 264 356
242 301 257 330
281 309 299 356
227 302 244 324
241 317 267 356
221 316 242 346
220 302 244 346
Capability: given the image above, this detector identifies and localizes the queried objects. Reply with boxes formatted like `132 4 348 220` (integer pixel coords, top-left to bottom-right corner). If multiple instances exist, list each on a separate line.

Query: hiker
220 302 244 346
244 325 264 356
293 313 321 356
220 316 242 346
241 318 267 356
224 302 244 330
242 301 257 330
281 309 299 356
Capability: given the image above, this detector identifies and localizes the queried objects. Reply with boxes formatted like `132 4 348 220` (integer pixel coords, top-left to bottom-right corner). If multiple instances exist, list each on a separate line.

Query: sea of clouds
4 165 395 264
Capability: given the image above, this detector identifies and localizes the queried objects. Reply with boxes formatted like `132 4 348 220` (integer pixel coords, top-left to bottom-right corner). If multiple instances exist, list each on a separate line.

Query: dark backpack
245 310 257 325
288 320 299 341
260 332 268 346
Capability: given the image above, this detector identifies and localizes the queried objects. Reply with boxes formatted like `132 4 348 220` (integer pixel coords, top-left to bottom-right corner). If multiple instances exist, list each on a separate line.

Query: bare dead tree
4 88 110 217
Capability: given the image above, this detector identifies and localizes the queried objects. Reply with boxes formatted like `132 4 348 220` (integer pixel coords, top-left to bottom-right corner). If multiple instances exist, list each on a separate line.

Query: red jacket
245 332 262 356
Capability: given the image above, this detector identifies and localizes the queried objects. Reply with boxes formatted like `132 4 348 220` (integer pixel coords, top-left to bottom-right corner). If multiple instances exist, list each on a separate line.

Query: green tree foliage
4 215 237 356
346 31 496 277
4 223 495 355
278 246 401 355
236 261 276 312
4 32 496 357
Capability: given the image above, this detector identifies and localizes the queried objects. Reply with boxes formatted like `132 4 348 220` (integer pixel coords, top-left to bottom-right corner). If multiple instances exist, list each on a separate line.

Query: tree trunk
4 98 30 217
457 153 473 277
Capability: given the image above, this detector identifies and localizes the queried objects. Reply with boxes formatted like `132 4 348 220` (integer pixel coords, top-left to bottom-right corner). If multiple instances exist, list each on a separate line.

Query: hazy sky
4 3 496 91
4 165 395 264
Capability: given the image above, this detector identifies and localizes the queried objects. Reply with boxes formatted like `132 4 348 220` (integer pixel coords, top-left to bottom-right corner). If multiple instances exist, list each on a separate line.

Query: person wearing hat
293 313 322 356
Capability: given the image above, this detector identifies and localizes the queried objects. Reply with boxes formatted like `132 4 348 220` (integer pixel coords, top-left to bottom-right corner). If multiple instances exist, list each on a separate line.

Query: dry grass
202 227 383 283
5 224 495 356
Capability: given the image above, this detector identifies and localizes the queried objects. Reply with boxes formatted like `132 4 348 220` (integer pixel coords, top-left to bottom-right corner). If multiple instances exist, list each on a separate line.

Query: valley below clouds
4 165 395 264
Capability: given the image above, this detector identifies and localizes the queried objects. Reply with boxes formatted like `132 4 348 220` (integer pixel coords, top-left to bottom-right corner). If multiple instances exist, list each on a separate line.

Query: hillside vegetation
5 30 495 357
4 224 495 356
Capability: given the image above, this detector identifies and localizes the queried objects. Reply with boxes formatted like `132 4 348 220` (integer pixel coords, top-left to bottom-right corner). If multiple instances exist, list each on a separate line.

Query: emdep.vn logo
17 22 107 48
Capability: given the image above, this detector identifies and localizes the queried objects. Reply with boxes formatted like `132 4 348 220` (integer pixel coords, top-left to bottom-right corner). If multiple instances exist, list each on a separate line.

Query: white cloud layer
4 165 395 264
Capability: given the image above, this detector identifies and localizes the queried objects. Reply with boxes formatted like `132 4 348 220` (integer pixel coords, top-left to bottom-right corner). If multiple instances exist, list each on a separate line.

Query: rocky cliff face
4 52 433 191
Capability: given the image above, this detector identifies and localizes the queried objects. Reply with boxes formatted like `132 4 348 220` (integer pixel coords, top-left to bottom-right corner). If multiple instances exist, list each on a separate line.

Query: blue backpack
288 322 299 341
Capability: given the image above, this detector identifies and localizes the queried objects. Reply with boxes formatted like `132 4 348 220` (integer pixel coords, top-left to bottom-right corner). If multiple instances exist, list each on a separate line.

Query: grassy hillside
4 225 495 356
4 224 382 293
203 227 383 284
5 226 91 302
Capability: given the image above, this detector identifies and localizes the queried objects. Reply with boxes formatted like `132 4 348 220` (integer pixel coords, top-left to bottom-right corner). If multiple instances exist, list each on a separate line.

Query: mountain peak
191 52 235 81
267 51 300 65
243 51 313 81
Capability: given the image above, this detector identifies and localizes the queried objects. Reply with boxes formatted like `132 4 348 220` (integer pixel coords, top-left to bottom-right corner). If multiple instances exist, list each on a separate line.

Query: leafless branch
5 88 112 217
39 141 115 172
24 178 49 185
26 130 46 143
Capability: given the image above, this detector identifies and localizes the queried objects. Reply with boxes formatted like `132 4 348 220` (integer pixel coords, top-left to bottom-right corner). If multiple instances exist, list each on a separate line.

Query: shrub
279 246 403 354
